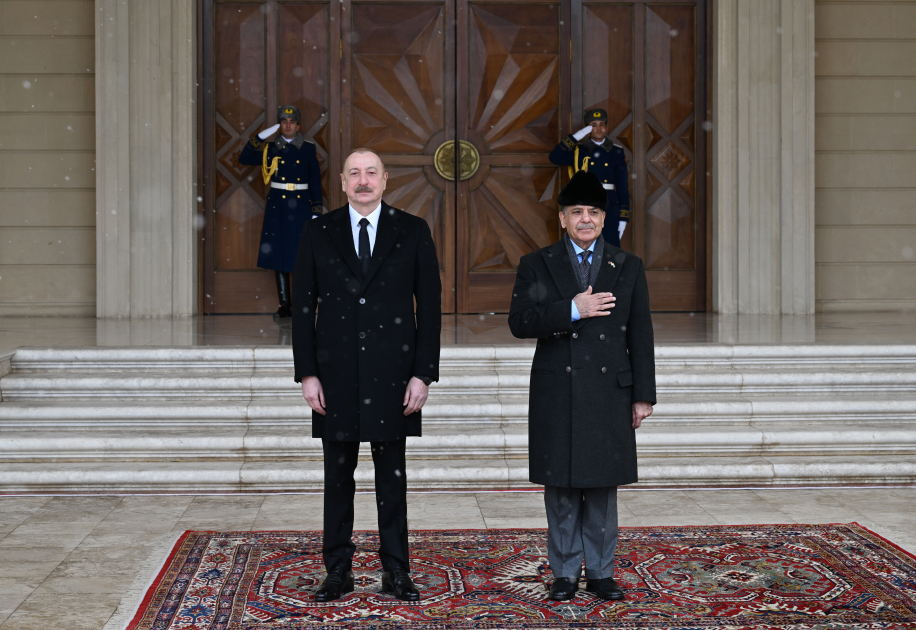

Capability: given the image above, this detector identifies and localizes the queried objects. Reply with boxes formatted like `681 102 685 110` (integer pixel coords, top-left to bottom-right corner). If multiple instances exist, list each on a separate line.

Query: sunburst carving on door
468 168 559 271
468 5 560 153
352 5 445 153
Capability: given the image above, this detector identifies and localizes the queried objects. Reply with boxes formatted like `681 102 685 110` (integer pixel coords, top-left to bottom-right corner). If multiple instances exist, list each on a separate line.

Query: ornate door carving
345 1 457 312
456 1 568 312
202 0 338 313
201 0 706 313
578 0 708 311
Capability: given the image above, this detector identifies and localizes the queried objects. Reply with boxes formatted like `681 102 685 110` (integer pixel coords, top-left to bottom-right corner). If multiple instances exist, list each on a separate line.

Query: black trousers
321 438 409 574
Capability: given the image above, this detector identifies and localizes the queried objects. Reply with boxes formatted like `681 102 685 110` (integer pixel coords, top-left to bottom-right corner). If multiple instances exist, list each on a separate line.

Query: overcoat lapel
596 244 626 291
328 207 364 280
360 203 401 291
543 239 581 300
588 236 605 288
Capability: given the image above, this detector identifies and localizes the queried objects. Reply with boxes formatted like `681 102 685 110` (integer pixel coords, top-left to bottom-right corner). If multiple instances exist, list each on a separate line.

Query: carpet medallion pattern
127 524 916 629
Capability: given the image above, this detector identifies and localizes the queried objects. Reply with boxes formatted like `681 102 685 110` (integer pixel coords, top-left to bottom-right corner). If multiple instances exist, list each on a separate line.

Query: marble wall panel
815 189 916 226
0 76 95 113
816 41 916 77
0 266 95 306
0 3 96 315
815 153 916 189
0 228 96 266
0 113 95 151
0 1 95 36
816 226 916 263
0 152 95 189
0 38 94 75
0 192 95 228
814 1 916 311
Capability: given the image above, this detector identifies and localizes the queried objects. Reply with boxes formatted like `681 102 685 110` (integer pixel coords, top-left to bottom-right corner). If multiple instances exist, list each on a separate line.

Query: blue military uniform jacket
549 135 631 247
238 133 323 272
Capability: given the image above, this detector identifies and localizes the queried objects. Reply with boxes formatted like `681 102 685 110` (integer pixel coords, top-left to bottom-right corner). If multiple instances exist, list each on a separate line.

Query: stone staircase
0 344 914 492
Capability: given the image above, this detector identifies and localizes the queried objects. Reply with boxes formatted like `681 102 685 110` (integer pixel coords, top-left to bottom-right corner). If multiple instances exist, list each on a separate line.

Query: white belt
271 182 308 191
602 183 615 191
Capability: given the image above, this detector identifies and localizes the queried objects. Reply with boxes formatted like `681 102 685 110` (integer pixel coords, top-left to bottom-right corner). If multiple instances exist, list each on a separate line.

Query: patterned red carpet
125 524 916 629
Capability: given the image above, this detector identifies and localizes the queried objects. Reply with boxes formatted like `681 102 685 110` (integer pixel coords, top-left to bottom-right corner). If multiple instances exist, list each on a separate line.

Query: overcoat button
572 332 578 339
359 332 366 339
566 366 572 373
359 298 366 304
599 334 606 340
601 367 607 373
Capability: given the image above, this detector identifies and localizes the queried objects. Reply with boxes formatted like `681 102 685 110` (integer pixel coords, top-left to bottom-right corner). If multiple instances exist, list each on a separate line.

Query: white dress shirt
570 239 596 322
348 204 382 257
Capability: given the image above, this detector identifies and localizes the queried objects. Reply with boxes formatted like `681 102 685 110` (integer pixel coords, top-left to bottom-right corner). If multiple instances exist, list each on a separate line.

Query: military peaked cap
557 171 607 211
277 105 301 124
584 108 608 124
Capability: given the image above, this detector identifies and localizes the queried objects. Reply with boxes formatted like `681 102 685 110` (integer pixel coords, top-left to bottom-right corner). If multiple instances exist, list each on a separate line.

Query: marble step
2 395 915 429
1 453 914 492
10 344 916 373
3 420 916 462
5 366 916 401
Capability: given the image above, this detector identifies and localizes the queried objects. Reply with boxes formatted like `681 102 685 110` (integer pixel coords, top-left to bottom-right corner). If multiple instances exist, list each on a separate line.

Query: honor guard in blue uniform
549 109 631 247
239 105 323 319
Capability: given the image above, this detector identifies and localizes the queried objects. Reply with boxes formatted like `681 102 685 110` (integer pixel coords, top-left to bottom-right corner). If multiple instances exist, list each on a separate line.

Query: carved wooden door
202 0 706 313
202 0 340 313
575 0 708 310
343 0 566 313
343 0 457 312
454 0 568 312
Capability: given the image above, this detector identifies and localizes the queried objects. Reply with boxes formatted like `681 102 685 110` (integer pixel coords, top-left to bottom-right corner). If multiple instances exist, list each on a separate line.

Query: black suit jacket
508 237 656 488
292 202 442 442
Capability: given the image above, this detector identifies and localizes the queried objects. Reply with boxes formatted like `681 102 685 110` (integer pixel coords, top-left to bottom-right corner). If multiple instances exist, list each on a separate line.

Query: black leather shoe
585 577 624 601
381 567 421 601
548 577 578 601
315 567 354 602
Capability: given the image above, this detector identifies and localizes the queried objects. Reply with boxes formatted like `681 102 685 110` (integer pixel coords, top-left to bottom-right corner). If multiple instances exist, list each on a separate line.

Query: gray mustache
354 185 373 193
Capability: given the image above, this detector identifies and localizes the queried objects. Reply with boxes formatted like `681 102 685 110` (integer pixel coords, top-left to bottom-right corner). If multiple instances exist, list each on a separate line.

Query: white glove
572 125 592 141
618 220 627 241
258 123 280 140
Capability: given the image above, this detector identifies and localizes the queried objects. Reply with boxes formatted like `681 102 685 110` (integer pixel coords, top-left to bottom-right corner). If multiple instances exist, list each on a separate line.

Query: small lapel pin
608 261 616 267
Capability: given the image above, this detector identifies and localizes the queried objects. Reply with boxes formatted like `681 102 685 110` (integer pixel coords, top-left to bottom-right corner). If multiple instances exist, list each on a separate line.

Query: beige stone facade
0 0 912 316
0 0 96 315
814 0 916 312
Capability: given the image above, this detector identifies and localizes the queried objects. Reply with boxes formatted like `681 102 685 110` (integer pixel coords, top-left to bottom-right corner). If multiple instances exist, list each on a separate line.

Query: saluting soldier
549 109 631 248
239 105 323 320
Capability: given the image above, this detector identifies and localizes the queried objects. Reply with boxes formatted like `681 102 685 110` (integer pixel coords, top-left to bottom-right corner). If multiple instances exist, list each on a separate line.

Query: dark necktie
579 250 591 289
358 218 371 275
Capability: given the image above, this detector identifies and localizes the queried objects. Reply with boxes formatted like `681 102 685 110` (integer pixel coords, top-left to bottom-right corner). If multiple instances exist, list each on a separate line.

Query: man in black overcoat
239 105 323 320
292 148 441 602
508 170 656 602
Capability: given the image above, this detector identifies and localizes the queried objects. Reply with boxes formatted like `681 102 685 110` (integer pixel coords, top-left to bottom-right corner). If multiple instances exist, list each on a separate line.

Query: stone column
712 0 815 314
95 0 197 317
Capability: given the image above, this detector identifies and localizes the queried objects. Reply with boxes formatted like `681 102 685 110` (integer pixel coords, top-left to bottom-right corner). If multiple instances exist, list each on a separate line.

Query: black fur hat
557 171 607 211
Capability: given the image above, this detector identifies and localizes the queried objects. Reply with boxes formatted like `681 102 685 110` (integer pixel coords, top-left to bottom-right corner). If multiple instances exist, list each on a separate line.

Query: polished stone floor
0 311 915 352
0 488 914 629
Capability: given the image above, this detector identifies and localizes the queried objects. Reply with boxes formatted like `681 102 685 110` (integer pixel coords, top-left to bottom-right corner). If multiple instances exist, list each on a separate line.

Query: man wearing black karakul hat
508 170 656 603
239 105 324 320
549 109 631 247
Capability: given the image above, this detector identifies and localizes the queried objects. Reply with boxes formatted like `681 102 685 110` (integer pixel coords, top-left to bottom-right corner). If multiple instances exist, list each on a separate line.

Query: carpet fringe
101 530 184 630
